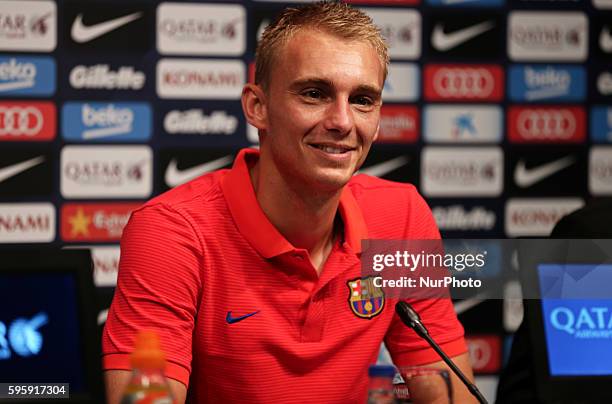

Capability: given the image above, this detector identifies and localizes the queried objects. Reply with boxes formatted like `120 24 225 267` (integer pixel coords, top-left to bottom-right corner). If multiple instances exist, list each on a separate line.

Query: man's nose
323 98 354 134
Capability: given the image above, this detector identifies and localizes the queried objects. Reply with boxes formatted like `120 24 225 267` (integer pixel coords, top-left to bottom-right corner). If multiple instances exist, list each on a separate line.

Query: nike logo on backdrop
600 26 612 53
164 155 234 188
357 155 410 178
432 21 495 51
0 156 45 184
514 156 575 188
226 311 259 324
71 12 143 43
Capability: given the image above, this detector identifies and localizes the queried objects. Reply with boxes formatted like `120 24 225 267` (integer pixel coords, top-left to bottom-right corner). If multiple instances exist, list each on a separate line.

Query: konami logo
61 203 139 242
505 198 584 237
508 106 585 144
0 101 55 141
377 105 418 143
0 202 55 243
424 65 503 101
466 335 501 374
589 147 612 195
156 58 244 99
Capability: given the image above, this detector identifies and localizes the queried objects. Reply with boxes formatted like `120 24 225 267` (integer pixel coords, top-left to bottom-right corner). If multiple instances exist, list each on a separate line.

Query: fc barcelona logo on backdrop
347 276 385 319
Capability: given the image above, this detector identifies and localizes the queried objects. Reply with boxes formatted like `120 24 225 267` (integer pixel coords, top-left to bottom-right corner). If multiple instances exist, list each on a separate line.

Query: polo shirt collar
220 148 368 259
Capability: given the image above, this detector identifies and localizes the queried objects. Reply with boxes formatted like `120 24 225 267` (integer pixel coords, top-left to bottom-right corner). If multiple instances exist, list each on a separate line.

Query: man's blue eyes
301 91 374 105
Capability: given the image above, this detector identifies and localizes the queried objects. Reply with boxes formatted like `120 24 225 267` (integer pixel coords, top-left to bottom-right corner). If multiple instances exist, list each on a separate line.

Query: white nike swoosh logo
600 26 612 53
356 155 410 178
165 155 234 188
514 156 575 188
432 21 495 51
453 293 488 315
0 156 45 184
71 12 143 43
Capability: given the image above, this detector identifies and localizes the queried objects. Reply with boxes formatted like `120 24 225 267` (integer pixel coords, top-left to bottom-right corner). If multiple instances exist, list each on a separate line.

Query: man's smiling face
259 28 384 193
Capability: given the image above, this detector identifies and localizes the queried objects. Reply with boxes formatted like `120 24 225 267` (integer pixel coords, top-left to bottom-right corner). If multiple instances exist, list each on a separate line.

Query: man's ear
241 83 268 131
373 122 380 143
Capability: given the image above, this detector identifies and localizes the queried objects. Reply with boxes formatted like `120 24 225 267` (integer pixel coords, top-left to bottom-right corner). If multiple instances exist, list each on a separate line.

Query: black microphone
395 301 488 404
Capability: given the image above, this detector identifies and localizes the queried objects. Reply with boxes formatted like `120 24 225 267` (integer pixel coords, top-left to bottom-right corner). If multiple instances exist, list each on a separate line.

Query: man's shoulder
138 169 228 214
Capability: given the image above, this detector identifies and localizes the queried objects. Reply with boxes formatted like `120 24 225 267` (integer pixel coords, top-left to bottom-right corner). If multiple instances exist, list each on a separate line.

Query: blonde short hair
255 1 389 90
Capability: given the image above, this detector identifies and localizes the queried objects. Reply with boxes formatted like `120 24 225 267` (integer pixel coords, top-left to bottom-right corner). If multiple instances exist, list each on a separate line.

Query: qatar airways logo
425 65 502 101
0 1 56 51
422 147 503 197
361 8 421 59
157 3 245 56
69 64 145 90
157 59 244 99
550 306 612 339
163 109 238 135
508 12 588 61
508 107 585 143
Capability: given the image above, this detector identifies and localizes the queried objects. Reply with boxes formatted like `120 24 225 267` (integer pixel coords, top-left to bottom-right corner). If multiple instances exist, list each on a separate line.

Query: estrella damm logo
347 276 385 319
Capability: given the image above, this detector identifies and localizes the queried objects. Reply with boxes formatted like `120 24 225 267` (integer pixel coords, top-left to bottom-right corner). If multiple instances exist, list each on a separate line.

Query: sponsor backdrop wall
1 0 611 398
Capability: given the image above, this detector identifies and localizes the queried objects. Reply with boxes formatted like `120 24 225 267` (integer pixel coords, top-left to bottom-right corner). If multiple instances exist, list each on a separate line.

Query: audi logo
0 107 43 136
517 110 576 139
433 68 494 98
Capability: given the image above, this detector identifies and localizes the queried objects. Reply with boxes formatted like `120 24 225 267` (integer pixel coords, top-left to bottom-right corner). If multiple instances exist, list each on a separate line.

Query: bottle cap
368 365 396 378
130 330 166 370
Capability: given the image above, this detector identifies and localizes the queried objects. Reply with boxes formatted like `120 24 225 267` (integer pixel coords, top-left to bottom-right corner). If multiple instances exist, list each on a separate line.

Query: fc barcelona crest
347 276 385 319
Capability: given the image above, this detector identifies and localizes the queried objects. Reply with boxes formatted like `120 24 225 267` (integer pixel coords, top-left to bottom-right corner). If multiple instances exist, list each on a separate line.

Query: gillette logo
550 306 612 339
0 313 48 360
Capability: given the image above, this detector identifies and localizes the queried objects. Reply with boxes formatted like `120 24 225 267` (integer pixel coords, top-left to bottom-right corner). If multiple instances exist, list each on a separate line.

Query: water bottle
120 330 175 404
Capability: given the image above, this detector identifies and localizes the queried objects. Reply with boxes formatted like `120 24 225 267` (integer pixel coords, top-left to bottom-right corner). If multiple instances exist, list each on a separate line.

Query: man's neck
248 158 342 274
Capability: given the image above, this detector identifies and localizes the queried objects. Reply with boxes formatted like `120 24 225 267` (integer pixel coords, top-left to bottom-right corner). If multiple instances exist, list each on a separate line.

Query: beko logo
61 203 138 242
424 105 502 143
60 146 152 198
377 105 418 143
598 72 612 96
157 3 245 56
361 8 421 59
589 147 612 195
157 59 244 99
505 198 583 237
69 65 145 90
0 1 56 51
432 205 496 231
62 102 151 142
0 101 55 141
590 107 612 143
509 65 585 102
508 107 585 143
422 147 503 196
425 65 503 101
164 110 238 135
0 203 55 243
508 12 588 61
0 56 55 96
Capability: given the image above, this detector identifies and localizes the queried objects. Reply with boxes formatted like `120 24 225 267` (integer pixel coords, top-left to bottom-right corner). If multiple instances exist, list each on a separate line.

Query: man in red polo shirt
103 2 475 403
